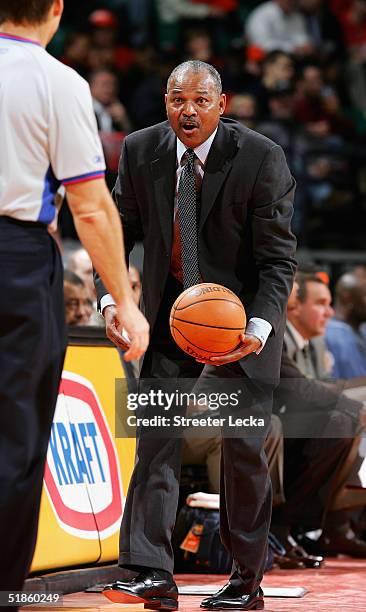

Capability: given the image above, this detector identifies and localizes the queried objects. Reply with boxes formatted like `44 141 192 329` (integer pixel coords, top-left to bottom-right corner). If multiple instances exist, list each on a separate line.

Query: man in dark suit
276 273 366 557
96 60 296 611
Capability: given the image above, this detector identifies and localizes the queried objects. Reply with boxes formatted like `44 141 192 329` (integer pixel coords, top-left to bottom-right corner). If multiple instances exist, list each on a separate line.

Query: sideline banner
31 341 135 572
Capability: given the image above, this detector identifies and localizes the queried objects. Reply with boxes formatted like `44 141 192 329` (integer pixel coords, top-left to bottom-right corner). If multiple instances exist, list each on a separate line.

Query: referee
0 0 149 604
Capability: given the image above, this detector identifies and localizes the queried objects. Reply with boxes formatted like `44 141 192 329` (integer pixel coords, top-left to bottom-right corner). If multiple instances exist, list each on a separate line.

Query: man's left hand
196 333 261 366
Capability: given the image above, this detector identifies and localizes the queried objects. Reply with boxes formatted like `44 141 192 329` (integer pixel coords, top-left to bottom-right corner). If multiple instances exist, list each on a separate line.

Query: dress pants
119 276 272 592
182 413 284 505
0 218 66 606
272 436 358 529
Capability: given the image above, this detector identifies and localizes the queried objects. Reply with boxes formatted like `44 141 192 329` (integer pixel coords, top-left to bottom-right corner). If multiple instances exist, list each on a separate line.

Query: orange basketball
170 283 246 360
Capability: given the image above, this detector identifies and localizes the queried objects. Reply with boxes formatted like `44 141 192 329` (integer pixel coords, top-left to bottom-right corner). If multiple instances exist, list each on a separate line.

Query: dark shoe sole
200 598 264 610
102 589 178 610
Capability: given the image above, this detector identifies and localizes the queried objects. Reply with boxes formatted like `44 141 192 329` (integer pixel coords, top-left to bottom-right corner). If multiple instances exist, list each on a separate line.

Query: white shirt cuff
246 318 272 354
100 293 116 315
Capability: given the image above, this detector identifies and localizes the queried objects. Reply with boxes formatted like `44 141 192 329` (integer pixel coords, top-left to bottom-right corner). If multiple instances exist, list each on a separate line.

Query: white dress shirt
101 128 273 352
286 321 308 351
246 1 310 53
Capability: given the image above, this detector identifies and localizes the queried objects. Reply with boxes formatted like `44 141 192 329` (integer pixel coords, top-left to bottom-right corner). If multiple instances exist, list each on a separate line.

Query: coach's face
165 69 226 148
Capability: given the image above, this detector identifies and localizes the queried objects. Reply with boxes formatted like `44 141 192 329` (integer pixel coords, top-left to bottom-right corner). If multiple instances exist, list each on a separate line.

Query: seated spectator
285 271 334 378
292 64 356 231
156 0 227 52
60 32 91 78
68 247 95 301
326 272 366 378
122 45 166 129
337 0 366 57
299 0 345 62
245 0 314 57
225 93 258 129
64 270 93 327
248 50 295 116
294 64 355 140
68 248 105 327
257 87 303 153
88 46 119 73
88 9 135 72
128 264 142 306
339 0 366 113
353 264 366 281
256 88 309 240
278 272 366 557
90 69 132 133
184 28 216 63
273 339 366 559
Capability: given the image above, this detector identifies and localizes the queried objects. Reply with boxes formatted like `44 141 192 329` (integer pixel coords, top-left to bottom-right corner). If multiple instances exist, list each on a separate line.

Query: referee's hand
104 303 149 361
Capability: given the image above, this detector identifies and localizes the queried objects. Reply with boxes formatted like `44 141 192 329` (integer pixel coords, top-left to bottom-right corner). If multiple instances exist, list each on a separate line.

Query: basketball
169 283 246 360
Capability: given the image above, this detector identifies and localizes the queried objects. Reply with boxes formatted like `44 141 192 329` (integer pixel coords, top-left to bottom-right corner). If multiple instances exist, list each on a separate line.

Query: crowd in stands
53 0 366 249
56 0 366 570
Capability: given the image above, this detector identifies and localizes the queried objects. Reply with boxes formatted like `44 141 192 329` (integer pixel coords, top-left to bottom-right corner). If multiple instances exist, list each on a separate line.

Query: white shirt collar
176 127 218 166
287 320 308 351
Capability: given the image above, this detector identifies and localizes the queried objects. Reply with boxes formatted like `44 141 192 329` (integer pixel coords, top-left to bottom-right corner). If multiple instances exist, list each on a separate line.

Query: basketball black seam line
173 287 196 312
171 286 237 312
171 325 239 354
173 317 244 330
174 298 244 311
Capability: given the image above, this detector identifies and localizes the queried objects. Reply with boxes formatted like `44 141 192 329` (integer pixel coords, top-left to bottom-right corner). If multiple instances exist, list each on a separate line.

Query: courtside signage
44 371 122 539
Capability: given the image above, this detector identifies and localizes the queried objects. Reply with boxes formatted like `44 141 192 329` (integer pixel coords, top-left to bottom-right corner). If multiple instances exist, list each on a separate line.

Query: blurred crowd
53 0 366 249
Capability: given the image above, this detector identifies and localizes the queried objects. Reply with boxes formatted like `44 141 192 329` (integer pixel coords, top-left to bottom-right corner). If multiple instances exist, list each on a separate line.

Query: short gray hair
167 60 222 95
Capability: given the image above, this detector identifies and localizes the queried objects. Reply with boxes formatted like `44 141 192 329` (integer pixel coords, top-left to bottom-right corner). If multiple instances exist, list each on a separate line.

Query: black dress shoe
316 532 366 558
200 583 264 610
284 535 323 568
103 570 178 610
269 533 306 569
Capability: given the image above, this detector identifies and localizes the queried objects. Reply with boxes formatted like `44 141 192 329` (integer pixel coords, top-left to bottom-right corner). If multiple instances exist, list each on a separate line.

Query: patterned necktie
177 149 201 289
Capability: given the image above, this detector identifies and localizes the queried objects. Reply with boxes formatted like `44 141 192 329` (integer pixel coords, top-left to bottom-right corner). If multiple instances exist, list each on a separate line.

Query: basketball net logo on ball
170 283 246 360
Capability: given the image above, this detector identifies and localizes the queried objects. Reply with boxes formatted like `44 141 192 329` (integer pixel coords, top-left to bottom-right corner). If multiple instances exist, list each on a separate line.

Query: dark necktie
301 345 316 379
177 149 201 289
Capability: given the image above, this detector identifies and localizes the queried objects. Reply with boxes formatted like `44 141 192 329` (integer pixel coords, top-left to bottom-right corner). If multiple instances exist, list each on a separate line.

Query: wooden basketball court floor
21 558 366 611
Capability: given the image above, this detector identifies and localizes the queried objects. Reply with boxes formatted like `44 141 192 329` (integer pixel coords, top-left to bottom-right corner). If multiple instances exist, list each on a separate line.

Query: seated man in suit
64 269 93 327
274 273 366 557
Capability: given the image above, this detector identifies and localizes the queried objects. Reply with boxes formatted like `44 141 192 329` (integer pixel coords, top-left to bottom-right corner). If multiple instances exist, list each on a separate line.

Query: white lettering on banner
44 372 122 540
49 421 106 486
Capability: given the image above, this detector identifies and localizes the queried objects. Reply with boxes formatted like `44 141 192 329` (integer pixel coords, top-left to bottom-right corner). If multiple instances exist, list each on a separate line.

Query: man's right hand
104 303 149 361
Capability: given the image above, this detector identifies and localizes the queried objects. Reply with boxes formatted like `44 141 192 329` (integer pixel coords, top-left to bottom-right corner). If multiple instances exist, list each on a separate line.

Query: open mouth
181 122 199 133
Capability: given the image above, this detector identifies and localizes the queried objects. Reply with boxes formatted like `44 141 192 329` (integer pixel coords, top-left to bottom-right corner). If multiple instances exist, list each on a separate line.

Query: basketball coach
96 60 297 611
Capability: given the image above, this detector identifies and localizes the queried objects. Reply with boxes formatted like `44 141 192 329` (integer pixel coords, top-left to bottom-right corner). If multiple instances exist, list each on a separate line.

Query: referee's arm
66 177 149 360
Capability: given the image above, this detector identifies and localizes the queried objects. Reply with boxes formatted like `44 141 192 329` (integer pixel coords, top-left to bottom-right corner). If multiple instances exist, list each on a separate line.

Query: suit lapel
151 127 176 253
199 121 238 231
